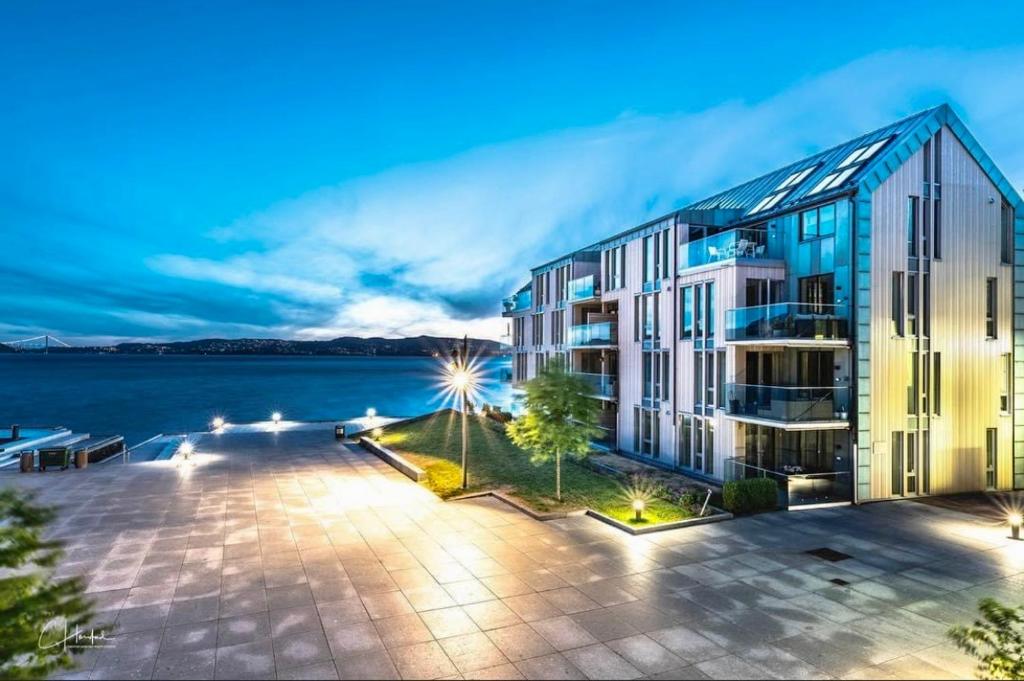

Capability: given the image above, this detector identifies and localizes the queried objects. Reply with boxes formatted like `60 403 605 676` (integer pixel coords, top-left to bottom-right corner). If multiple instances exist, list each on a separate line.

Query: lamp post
1010 513 1022 540
446 336 476 490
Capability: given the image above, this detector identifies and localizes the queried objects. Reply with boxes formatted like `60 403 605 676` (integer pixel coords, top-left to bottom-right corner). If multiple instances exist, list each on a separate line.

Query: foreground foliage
0 489 93 679
948 598 1024 680
722 478 778 514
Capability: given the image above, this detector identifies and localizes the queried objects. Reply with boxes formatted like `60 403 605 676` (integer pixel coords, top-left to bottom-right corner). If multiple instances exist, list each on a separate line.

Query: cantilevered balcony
679 228 779 271
572 372 617 400
569 322 617 348
725 384 850 429
501 289 533 316
567 274 599 303
726 303 850 346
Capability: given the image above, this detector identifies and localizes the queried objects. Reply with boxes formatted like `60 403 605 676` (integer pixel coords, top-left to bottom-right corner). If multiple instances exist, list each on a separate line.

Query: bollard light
372 427 383 440
178 441 194 459
1010 513 1022 540
272 412 282 425
632 498 645 522
366 407 377 419
211 416 225 430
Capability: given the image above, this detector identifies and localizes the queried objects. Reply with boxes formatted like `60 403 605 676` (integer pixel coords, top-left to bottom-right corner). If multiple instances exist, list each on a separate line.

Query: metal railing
727 457 852 507
726 302 849 342
725 384 850 423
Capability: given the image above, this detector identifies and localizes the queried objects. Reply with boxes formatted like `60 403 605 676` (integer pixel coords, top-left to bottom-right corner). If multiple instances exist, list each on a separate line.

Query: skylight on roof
806 136 894 196
773 165 818 192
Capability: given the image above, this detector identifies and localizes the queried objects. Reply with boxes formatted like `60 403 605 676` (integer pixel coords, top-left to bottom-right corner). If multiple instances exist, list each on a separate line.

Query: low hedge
722 477 778 514
424 460 464 499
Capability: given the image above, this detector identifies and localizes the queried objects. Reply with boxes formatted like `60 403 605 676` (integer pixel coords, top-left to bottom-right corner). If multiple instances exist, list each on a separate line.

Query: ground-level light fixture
178 441 194 459
372 427 383 440
366 407 377 419
272 412 282 425
211 416 225 430
1010 513 1022 540
632 498 646 522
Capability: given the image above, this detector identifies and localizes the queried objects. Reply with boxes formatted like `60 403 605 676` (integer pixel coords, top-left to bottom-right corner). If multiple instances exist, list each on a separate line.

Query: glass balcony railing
679 228 773 270
573 372 617 399
726 458 852 507
725 384 850 423
569 322 617 347
567 275 598 302
726 303 849 343
502 290 533 315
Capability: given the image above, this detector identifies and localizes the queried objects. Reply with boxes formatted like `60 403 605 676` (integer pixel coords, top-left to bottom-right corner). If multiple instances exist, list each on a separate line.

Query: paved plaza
11 427 1023 680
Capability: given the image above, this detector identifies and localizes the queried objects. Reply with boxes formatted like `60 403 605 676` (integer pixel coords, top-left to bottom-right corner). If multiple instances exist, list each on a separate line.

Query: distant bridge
1 335 73 353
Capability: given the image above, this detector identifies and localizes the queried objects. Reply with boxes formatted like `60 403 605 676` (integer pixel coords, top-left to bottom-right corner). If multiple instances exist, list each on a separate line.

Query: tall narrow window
693 353 703 407
662 352 670 401
633 407 641 453
934 130 942 184
986 428 998 490
922 198 931 258
706 282 715 340
922 352 930 414
986 278 997 339
717 350 726 408
922 273 931 337
906 432 918 494
1002 353 1011 414
678 414 692 468
705 351 715 408
907 197 919 257
892 272 905 336
633 295 640 342
681 287 693 339
661 230 670 279
1002 200 1015 265
922 430 931 495
907 352 918 415
934 352 942 415
892 431 904 496
934 199 942 259
694 283 704 338
907 273 918 336
693 418 704 471
923 139 931 184
705 420 715 475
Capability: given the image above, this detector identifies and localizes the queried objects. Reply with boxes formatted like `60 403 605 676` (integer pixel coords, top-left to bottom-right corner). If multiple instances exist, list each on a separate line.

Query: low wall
358 437 425 482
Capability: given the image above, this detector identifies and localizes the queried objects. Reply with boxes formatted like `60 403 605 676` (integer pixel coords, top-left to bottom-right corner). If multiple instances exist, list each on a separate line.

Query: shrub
722 478 778 514
679 490 700 514
949 598 1024 679
424 460 464 499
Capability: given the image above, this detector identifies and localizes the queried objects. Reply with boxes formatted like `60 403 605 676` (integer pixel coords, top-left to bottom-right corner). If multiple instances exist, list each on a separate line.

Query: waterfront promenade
7 425 1018 679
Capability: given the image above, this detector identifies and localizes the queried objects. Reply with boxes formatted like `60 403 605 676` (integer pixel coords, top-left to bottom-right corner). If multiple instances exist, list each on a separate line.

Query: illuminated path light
271 412 282 425
211 416 225 431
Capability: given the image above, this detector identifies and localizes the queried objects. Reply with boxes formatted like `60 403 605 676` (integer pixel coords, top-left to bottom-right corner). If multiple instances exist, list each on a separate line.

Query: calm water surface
0 354 512 445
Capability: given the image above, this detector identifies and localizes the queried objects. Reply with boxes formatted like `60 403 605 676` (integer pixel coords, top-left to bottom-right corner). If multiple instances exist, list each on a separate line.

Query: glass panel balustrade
725 384 850 423
572 372 617 399
679 228 773 270
726 303 849 342
569 322 617 347
726 457 852 507
502 290 533 315
567 275 598 302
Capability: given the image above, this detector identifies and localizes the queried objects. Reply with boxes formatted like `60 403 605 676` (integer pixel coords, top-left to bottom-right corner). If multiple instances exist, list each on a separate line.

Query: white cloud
149 47 1024 340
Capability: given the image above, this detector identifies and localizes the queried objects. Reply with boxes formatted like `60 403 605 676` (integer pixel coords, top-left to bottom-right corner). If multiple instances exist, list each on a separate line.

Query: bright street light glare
271 412 282 424
212 416 225 430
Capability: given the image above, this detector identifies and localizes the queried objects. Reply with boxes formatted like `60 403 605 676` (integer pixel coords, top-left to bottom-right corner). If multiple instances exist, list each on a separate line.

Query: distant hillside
37 335 505 357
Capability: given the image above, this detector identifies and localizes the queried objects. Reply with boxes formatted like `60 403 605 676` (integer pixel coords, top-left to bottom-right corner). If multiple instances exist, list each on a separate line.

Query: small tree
949 598 1024 680
507 357 601 502
0 489 93 679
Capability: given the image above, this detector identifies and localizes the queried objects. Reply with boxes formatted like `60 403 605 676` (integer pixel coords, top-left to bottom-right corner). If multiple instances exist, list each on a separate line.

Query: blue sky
2 1 1023 343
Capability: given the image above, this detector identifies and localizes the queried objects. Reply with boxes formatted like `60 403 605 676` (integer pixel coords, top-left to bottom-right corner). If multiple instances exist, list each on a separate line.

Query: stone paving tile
563 643 643 680
13 429 1024 680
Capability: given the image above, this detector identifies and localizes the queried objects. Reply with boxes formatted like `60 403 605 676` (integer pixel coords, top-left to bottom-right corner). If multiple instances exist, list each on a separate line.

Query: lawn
377 411 691 523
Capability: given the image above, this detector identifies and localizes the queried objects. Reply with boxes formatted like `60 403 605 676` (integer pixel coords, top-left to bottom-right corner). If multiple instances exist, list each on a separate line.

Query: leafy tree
948 598 1024 680
507 357 601 502
0 489 93 679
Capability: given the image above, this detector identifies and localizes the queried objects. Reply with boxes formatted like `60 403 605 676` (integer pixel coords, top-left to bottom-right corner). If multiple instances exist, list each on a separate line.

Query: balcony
679 228 776 271
573 372 617 400
501 289 532 316
567 274 599 303
569 322 618 348
726 303 849 346
725 384 850 429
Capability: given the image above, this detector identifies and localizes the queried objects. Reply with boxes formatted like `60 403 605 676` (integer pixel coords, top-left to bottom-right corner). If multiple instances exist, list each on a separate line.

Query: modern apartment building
502 104 1024 507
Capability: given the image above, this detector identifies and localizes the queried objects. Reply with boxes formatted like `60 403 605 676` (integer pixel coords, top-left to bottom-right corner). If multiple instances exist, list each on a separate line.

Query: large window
532 313 543 346
799 274 834 313
934 352 942 415
705 282 715 340
680 287 693 340
678 414 692 468
986 278 997 339
604 246 625 290
693 353 703 407
799 203 837 241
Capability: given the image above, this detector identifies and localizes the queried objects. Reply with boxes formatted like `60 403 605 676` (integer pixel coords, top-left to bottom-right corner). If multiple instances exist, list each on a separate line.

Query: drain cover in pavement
829 577 851 586
806 547 852 562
